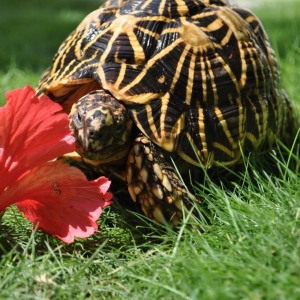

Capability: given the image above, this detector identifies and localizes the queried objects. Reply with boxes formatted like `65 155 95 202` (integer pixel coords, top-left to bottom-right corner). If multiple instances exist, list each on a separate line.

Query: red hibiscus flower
0 86 113 243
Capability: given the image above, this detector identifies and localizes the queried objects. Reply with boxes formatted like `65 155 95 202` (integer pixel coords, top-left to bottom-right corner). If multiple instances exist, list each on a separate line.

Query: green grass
0 0 99 72
0 1 300 299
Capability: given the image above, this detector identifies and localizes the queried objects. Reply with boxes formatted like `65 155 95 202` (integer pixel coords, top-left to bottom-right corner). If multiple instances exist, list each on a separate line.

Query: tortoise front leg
127 134 199 225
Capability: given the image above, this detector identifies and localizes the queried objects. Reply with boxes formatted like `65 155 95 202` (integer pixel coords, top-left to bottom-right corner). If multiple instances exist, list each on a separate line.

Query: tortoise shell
36 0 295 223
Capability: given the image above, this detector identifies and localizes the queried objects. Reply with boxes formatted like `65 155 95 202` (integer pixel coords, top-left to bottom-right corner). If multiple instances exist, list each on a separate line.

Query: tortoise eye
72 111 83 128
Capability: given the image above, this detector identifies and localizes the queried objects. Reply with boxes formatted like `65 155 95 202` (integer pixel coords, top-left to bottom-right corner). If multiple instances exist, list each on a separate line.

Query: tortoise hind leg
126 134 200 225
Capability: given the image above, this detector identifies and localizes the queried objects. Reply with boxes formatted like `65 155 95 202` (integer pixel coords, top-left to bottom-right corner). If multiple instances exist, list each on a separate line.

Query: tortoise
36 0 296 225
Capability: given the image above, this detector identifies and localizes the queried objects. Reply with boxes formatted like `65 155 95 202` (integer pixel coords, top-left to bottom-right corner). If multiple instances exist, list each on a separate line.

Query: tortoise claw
127 135 199 225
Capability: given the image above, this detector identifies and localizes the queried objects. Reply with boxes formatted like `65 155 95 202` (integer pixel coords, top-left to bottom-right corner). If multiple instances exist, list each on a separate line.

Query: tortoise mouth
74 138 130 165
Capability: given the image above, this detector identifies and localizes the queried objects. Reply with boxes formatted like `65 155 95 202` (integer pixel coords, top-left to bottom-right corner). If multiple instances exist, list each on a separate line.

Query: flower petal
0 160 112 243
0 86 75 190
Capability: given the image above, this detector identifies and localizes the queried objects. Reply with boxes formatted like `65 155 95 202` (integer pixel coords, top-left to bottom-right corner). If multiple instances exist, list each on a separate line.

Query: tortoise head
69 90 132 164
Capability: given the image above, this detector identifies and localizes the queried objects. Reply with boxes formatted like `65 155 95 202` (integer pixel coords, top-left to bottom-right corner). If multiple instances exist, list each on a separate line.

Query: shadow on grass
0 196 171 259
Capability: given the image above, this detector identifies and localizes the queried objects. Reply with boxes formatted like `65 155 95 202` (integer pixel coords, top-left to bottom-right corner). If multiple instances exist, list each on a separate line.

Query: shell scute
36 0 295 169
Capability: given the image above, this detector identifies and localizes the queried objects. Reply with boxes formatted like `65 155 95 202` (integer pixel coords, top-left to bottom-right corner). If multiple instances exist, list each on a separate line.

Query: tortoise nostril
89 129 94 138
89 129 102 140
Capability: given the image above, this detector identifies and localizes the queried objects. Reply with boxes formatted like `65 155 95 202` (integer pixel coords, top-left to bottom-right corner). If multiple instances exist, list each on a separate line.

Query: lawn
0 1 299 299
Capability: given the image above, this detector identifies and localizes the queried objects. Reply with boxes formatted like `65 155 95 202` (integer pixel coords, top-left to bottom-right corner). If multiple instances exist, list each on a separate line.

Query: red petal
0 86 75 190
1 161 112 243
